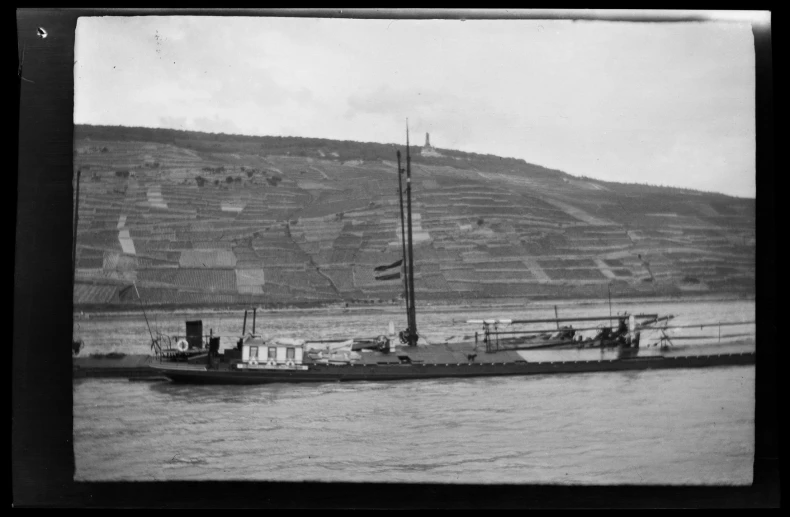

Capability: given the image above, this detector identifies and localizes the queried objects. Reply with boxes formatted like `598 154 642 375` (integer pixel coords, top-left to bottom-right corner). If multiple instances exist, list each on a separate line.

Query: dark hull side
154 352 755 385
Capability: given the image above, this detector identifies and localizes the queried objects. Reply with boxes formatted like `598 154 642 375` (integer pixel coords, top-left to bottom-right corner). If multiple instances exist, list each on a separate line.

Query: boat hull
151 352 755 385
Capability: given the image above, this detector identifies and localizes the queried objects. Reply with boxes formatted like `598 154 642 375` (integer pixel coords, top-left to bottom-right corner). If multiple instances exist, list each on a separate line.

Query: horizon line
73 122 756 200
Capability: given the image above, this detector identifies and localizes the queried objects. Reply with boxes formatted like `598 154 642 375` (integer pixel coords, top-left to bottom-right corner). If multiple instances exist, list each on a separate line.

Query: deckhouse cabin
240 338 306 369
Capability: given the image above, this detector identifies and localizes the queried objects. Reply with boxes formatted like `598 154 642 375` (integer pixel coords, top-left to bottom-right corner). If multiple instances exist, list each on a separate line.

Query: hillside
72 125 755 309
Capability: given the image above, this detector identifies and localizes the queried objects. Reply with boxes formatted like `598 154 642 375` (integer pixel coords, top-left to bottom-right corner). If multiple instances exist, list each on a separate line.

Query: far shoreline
73 292 754 319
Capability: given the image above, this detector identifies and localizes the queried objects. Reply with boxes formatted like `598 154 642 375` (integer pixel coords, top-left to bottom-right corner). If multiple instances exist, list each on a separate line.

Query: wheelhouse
241 339 305 368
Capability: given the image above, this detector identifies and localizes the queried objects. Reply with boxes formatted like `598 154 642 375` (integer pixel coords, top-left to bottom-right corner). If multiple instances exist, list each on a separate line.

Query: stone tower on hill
421 132 442 157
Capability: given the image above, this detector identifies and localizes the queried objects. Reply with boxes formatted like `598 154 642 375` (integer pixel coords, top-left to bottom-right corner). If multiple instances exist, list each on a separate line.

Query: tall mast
72 169 82 354
608 283 612 328
134 282 155 344
405 122 418 345
72 169 81 292
396 150 411 325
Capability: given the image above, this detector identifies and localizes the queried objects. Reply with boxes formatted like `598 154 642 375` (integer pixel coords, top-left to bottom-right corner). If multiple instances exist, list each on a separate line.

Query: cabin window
286 347 295 360
268 347 277 359
249 346 258 359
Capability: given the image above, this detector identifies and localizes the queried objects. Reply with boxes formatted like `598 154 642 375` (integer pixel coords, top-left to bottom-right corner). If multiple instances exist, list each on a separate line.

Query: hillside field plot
235 269 266 286
419 274 452 291
179 249 237 268
78 256 105 269
537 258 598 269
137 269 180 285
471 260 530 271
169 269 237 292
295 199 372 219
473 270 536 282
541 268 608 281
102 252 139 270
126 287 180 304
73 284 119 304
319 268 355 292
290 217 345 242
237 285 264 295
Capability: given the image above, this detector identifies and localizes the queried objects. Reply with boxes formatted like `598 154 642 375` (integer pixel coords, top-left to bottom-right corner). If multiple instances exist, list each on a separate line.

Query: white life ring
286 360 295 367
176 339 189 352
268 360 277 367
250 360 258 366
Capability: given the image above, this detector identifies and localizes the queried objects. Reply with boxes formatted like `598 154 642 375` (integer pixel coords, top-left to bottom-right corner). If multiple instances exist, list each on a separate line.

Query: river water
73 298 755 484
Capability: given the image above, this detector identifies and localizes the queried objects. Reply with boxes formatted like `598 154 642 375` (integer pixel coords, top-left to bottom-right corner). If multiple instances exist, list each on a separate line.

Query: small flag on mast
374 259 403 272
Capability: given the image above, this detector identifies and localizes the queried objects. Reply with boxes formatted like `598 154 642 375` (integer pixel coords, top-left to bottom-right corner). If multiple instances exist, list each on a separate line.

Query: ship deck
314 339 756 366
74 339 755 379
348 342 528 365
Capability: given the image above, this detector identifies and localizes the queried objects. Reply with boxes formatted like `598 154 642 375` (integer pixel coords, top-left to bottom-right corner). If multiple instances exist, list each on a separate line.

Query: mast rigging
405 122 418 345
396 150 411 325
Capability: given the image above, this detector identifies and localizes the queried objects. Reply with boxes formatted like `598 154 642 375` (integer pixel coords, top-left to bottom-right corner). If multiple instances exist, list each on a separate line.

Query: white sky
75 15 759 198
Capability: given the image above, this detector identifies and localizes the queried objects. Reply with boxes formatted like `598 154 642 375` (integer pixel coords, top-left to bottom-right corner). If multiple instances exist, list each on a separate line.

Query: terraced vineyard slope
73 125 755 309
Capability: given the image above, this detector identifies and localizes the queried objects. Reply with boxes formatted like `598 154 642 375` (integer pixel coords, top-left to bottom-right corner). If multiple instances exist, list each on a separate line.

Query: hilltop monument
421 132 442 157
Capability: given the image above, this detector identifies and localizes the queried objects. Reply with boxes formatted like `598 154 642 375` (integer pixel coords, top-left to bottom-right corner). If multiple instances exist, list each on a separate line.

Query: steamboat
147 128 755 384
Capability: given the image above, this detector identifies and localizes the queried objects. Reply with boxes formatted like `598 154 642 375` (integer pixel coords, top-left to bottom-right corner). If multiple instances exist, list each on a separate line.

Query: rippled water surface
73 299 755 484
74 367 754 484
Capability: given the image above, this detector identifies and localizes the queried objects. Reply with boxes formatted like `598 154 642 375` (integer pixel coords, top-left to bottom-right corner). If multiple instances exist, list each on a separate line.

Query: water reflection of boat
149 129 755 385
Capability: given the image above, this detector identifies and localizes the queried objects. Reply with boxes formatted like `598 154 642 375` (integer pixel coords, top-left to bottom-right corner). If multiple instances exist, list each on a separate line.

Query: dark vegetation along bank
73 125 755 310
